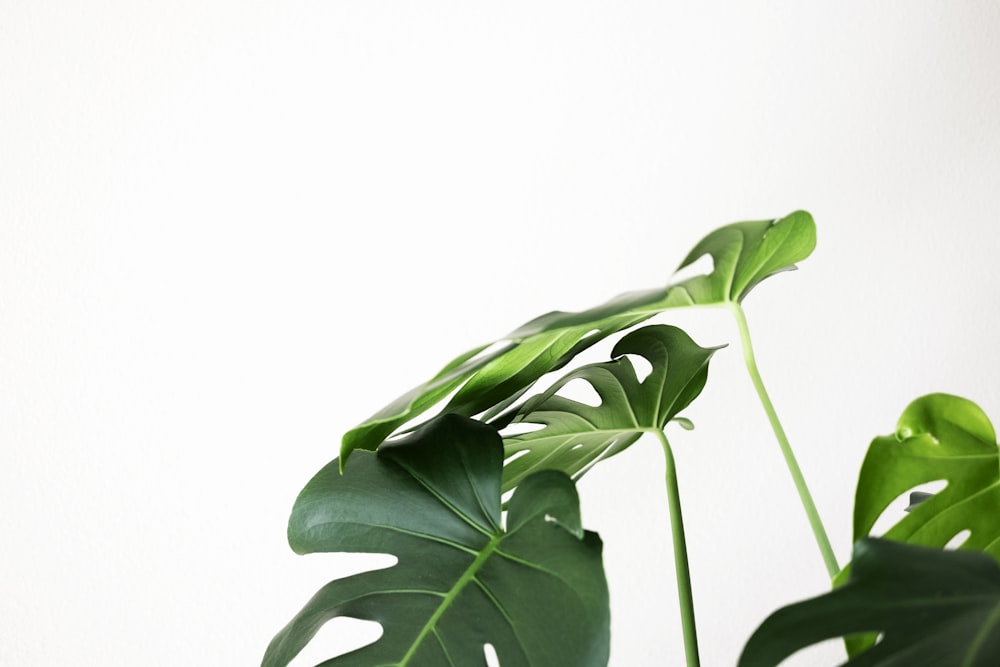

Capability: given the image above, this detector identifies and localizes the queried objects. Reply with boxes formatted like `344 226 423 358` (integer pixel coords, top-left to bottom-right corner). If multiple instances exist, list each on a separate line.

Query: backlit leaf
853 393 1000 561
341 211 814 465
501 325 718 492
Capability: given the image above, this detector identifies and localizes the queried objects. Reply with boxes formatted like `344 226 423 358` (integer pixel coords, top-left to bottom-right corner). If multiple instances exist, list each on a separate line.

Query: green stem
655 429 700 667
729 302 839 578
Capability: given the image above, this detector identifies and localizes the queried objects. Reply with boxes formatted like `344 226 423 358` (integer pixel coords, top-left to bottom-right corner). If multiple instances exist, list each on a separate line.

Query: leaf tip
775 209 817 253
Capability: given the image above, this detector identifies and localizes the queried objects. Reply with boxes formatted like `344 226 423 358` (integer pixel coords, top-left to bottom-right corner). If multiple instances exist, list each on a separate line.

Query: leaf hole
484 642 500 667
945 529 971 550
622 354 653 383
671 253 715 284
503 449 530 466
309 551 397 573
869 480 947 537
576 328 603 346
502 422 546 437
775 637 849 666
286 617 383 666
560 378 602 407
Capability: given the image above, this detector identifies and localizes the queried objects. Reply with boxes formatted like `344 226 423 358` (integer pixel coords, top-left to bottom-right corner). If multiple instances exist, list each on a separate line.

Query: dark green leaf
341 211 814 464
264 414 609 667
501 325 718 492
739 538 1000 667
853 394 1000 561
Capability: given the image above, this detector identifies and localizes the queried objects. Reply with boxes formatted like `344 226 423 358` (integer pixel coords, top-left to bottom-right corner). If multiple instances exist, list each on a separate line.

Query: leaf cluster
264 211 1000 666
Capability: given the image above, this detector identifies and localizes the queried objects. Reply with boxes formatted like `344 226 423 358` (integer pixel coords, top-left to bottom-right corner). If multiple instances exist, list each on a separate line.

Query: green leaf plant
741 393 1000 664
263 415 609 667
853 393 1000 561
264 212 1000 666
739 538 1000 667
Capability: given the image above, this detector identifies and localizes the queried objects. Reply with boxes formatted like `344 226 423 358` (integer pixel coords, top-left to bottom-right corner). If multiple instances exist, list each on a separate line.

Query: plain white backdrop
3 2 1000 665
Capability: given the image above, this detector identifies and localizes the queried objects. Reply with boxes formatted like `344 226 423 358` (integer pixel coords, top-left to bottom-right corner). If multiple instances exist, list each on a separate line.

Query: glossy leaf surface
264 414 609 667
853 393 1000 561
739 538 1000 667
339 289 667 465
341 211 814 464
501 325 718 492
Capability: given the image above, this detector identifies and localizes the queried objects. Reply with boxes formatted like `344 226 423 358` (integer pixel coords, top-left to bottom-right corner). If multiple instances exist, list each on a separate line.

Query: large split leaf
738 538 1000 667
339 288 667 466
341 211 815 464
853 393 1000 561
263 414 610 667
501 325 718 492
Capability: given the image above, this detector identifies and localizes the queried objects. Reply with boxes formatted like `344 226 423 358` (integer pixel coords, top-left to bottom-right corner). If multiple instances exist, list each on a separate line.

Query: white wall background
3 2 1000 665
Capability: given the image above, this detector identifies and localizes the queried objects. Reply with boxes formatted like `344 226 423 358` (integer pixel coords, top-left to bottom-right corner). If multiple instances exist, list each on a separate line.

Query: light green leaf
501 325 718 492
341 211 814 465
264 414 609 667
340 289 667 466
739 538 1000 667
670 210 816 305
853 393 1000 561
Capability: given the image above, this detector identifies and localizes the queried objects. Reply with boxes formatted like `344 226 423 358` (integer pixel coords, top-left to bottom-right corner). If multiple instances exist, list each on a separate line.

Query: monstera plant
263 212 1000 666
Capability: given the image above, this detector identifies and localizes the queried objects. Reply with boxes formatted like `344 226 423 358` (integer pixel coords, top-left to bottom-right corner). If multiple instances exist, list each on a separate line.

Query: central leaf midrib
510 426 655 445
397 533 502 666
